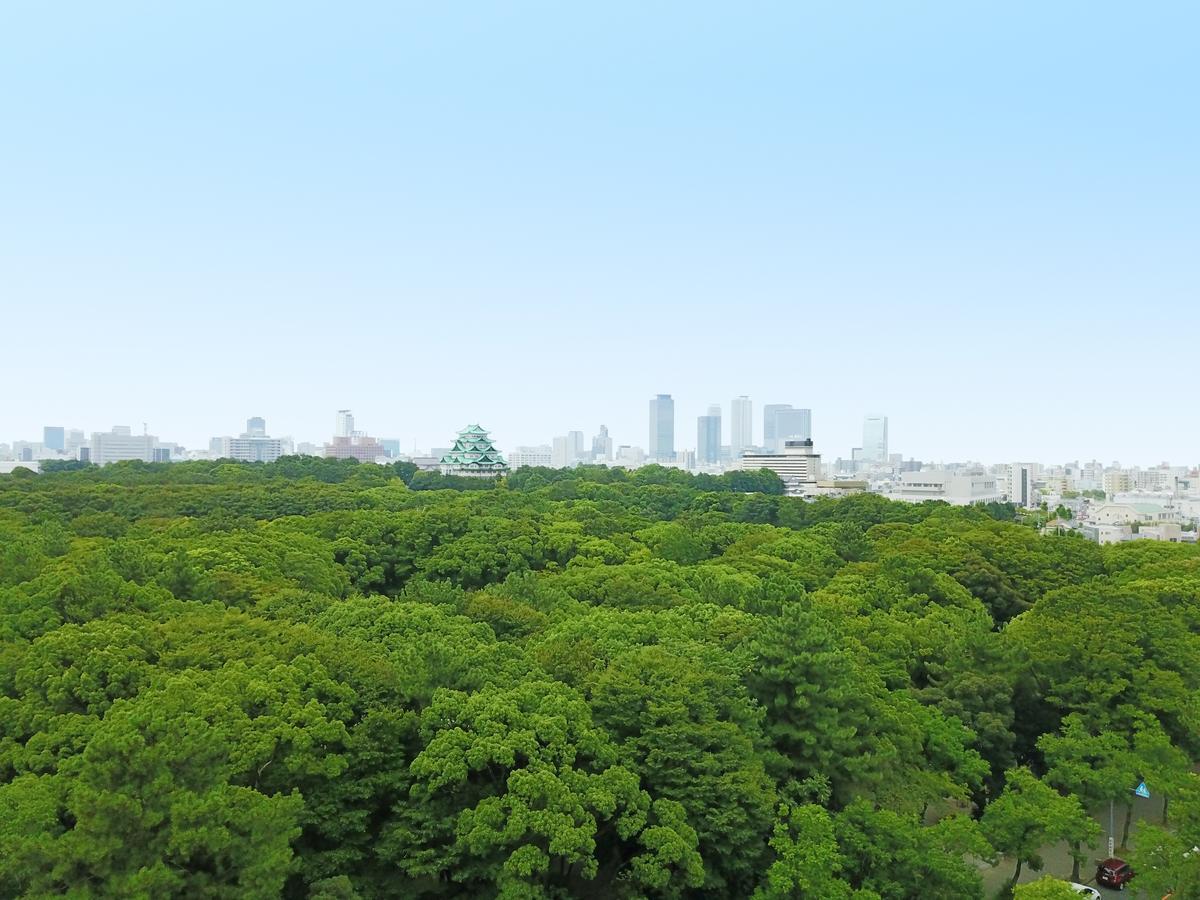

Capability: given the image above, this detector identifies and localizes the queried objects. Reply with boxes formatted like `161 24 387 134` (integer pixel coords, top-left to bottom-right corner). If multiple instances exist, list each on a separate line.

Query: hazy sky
2 2 1196 465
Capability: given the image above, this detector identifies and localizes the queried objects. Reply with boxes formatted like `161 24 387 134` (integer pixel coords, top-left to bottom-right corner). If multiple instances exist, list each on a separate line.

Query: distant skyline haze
1 2 1196 465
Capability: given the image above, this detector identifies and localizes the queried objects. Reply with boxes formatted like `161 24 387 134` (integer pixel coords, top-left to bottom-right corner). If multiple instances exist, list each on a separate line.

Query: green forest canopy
1 458 1198 898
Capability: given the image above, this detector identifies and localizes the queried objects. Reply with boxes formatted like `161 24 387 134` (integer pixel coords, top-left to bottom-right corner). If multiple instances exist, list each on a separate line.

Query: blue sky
2 2 1196 464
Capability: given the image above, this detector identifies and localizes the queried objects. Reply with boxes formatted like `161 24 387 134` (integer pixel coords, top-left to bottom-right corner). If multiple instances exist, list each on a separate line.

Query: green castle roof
439 424 508 469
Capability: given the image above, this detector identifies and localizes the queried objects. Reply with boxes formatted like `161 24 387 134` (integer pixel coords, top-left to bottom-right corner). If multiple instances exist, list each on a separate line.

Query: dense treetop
1 458 1198 898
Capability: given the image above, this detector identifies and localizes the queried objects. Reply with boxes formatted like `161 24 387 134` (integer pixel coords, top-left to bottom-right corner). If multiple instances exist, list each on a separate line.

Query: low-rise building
808 479 868 498
1088 502 1179 525
614 446 646 468
890 470 1004 505
1135 523 1185 542
1080 523 1134 544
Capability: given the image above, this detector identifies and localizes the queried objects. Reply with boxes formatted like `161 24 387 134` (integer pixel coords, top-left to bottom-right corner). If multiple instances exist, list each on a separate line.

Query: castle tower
438 424 509 477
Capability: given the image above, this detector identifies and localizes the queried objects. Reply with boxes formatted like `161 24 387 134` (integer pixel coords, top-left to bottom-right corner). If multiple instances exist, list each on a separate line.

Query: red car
1097 857 1135 889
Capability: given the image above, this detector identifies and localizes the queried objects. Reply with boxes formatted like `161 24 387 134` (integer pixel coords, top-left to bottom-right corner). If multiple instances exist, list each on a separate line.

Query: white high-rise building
551 434 581 468
509 445 553 468
335 410 355 438
220 417 286 463
738 439 822 495
1007 463 1037 508
731 395 753 457
90 425 157 466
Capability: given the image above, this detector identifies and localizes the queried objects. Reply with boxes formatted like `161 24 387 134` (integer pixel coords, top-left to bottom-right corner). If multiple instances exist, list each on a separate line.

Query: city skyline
5 395 1198 470
2 3 1197 465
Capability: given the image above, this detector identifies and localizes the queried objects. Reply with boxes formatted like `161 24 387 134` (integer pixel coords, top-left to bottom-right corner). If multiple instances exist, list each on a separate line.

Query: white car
1069 885 1101 900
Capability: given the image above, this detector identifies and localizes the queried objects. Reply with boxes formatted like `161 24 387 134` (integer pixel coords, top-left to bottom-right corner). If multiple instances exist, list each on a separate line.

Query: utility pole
1108 797 1115 856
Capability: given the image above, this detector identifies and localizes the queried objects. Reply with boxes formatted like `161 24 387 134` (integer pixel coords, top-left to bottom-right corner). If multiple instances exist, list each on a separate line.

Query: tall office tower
43 427 65 451
246 417 267 437
862 415 889 464
648 394 675 461
762 405 787 451
730 395 753 456
763 405 812 451
1008 463 1036 508
551 435 573 468
568 430 584 461
787 407 812 445
66 429 86 454
697 404 722 465
335 409 355 437
591 425 613 462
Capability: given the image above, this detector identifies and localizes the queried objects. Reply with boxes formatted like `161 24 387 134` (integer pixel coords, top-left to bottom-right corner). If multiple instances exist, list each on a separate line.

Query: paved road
977 792 1163 898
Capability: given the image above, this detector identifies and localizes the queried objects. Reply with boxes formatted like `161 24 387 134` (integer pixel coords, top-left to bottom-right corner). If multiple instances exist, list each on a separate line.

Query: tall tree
980 768 1098 888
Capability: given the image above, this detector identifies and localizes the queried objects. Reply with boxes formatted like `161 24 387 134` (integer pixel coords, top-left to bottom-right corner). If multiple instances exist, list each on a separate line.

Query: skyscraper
591 425 613 462
66 430 86 454
862 415 889 464
43 426 65 451
245 417 266 437
697 404 722 465
551 435 575 468
731 395 753 457
763 405 812 451
335 409 354 437
648 394 675 461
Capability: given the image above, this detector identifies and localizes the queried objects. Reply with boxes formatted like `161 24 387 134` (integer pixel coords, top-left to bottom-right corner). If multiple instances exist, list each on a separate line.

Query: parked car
1097 857 1135 889
1069 883 1101 899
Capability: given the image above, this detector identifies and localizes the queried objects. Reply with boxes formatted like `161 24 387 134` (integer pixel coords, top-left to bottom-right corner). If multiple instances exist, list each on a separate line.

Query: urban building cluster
4 399 1197 543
